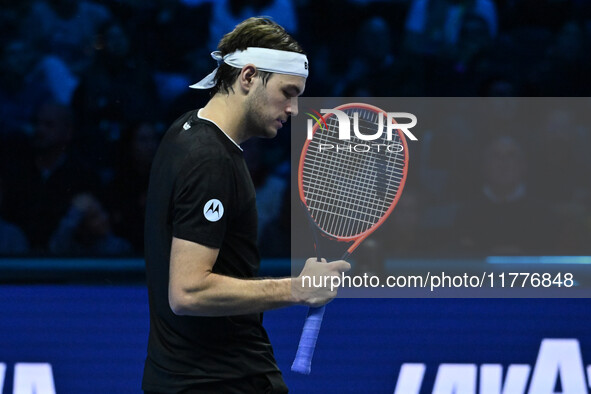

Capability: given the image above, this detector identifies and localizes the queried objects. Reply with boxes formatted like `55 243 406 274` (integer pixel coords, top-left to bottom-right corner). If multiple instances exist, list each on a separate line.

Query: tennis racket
291 103 410 374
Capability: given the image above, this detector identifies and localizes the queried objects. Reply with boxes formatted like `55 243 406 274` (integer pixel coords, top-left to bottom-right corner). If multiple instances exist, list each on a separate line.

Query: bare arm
168 236 350 316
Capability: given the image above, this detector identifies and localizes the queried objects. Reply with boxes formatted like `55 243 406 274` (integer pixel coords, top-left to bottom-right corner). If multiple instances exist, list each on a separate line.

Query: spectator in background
105 121 161 254
455 136 553 255
0 2 32 42
258 186 290 258
529 20 591 96
0 39 77 137
333 16 397 96
404 0 497 56
531 108 589 205
0 177 29 255
49 193 132 256
256 159 290 254
0 39 43 137
72 20 160 158
20 0 112 75
499 0 575 31
478 75 520 97
127 0 210 74
193 0 298 50
1 100 100 252
121 0 212 113
240 136 291 258
71 20 160 178
384 189 423 255
530 107 591 254
352 189 424 278
449 12 494 74
164 46 214 125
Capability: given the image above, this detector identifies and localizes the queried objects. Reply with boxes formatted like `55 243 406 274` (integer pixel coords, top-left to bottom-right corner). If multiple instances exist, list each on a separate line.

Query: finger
328 260 351 272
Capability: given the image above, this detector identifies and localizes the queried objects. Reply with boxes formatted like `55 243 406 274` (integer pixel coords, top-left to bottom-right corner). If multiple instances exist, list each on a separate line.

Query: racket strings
305 112 402 224
303 142 401 232
306 117 381 236
302 108 406 238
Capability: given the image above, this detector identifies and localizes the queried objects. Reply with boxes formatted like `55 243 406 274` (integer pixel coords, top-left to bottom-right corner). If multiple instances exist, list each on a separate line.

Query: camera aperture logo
305 106 418 153
304 110 328 133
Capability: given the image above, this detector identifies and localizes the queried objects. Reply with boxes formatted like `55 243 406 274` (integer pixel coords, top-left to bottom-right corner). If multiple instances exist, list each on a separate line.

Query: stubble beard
244 86 276 139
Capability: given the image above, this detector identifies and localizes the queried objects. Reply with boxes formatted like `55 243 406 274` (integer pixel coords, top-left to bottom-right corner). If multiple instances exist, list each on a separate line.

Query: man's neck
200 93 249 145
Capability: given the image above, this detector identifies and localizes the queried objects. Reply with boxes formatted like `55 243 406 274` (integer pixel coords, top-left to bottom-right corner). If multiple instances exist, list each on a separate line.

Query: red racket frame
297 102 410 256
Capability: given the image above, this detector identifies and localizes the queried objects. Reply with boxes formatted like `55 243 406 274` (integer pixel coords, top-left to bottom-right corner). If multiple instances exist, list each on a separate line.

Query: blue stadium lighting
486 256 591 265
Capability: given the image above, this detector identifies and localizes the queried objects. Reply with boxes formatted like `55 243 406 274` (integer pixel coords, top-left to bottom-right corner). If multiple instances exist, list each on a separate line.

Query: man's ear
238 64 257 93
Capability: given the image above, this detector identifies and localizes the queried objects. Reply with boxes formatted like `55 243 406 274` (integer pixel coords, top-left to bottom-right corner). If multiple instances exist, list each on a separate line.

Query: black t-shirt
142 110 280 392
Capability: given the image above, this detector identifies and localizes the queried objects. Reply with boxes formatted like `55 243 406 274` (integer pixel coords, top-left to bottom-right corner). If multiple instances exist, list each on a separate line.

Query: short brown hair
212 17 306 95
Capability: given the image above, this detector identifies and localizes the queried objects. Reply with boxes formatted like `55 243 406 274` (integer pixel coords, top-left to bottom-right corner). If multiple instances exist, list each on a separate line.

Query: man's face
244 73 305 139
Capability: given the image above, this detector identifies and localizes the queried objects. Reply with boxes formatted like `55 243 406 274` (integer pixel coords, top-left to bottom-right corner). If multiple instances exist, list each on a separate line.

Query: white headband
189 47 309 89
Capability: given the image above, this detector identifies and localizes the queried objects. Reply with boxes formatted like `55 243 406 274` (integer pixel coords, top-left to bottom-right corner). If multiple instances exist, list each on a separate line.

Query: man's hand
293 258 351 308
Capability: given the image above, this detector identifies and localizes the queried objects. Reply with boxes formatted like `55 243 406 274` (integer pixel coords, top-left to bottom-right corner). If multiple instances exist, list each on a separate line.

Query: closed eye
283 84 303 97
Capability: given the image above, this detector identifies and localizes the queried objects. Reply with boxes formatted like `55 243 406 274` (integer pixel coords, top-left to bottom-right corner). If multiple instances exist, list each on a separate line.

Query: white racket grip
291 305 326 374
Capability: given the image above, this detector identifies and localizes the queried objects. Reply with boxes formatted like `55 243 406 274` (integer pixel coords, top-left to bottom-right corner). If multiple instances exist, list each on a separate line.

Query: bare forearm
169 273 299 316
168 238 350 316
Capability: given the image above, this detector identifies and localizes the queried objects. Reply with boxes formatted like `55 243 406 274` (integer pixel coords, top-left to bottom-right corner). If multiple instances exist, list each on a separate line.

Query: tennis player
142 17 350 393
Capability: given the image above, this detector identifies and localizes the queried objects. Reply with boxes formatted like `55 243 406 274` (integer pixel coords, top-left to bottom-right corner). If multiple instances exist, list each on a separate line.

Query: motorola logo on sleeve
203 199 224 222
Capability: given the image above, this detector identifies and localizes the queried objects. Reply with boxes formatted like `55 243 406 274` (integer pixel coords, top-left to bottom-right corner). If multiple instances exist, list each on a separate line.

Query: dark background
2 0 591 259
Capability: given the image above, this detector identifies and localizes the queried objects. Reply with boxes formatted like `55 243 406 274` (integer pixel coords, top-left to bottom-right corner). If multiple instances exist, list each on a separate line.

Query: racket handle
291 305 326 374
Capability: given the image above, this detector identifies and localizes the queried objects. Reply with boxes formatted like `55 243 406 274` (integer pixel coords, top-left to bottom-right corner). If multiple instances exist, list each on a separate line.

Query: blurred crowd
0 0 590 257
